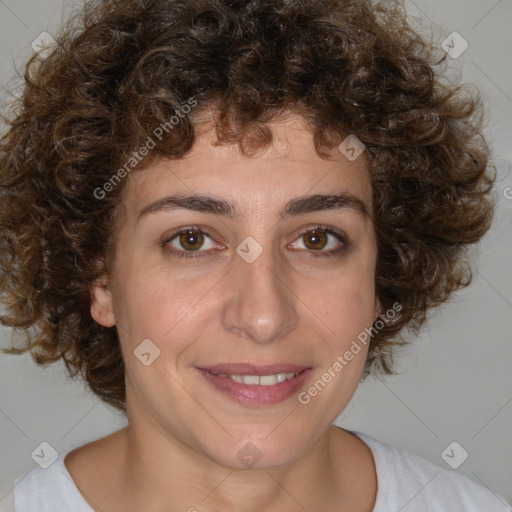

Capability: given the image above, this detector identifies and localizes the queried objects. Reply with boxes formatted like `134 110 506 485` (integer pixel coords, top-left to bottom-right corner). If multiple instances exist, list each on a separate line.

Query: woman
1 0 509 510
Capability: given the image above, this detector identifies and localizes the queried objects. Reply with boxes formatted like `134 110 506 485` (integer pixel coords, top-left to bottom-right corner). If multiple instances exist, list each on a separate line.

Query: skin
66 112 381 512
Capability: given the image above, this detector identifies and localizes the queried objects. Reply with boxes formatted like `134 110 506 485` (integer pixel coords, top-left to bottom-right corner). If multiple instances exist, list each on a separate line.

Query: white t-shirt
6 432 511 512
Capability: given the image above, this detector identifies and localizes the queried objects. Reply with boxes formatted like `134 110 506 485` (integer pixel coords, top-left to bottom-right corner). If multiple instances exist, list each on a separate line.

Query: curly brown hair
0 0 494 411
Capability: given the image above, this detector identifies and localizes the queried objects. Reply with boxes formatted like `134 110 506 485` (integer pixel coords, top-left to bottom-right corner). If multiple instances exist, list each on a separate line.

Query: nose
220 238 300 345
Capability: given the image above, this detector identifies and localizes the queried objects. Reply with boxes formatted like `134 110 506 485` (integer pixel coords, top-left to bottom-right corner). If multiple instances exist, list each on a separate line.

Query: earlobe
90 277 116 327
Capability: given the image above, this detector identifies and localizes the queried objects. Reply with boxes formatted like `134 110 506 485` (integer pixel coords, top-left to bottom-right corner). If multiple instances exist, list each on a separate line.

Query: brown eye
290 226 348 258
178 230 205 251
302 229 329 250
163 228 217 257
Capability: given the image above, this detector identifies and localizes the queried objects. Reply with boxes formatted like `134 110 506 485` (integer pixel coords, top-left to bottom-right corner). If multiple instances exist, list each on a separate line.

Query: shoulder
352 431 511 512
12 452 93 512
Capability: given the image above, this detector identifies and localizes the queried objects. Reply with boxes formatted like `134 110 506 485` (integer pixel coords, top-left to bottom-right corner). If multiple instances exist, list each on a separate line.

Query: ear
374 296 383 320
90 276 116 327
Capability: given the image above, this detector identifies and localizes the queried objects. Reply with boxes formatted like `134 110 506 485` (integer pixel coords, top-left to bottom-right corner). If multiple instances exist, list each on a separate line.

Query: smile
207 371 301 386
197 365 312 405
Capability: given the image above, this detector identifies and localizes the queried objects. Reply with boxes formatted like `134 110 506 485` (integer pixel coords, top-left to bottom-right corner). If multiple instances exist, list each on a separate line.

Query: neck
113 423 352 512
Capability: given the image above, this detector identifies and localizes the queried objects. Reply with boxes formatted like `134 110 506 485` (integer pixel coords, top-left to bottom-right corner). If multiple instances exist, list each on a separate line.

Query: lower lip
197 368 312 405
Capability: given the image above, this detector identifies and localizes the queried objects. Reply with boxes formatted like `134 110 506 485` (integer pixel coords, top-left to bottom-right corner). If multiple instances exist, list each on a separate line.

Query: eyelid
287 225 348 260
289 224 348 247
161 225 223 256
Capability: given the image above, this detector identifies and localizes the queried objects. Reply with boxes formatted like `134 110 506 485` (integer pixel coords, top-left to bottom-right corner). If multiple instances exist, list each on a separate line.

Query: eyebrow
137 192 370 221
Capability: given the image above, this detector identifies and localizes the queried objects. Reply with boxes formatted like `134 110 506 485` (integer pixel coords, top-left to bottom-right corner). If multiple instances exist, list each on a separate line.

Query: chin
196 425 313 471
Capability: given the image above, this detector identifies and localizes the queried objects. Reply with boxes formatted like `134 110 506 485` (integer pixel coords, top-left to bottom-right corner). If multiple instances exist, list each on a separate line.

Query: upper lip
198 363 312 375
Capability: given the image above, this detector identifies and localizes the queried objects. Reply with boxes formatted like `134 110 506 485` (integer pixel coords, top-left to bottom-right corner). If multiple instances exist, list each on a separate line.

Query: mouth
196 363 313 405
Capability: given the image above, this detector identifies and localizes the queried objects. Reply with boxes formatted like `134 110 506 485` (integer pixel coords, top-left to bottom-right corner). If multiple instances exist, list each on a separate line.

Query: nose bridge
220 236 299 345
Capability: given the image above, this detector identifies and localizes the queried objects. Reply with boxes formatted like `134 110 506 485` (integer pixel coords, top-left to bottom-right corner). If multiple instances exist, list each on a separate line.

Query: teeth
225 372 299 386
243 375 260 385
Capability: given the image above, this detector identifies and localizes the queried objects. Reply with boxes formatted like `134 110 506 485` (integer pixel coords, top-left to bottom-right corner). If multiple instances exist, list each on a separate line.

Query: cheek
298 259 377 341
110 257 218 357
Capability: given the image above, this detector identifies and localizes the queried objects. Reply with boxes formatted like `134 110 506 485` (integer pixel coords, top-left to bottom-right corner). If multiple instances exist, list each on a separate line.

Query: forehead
121 113 373 221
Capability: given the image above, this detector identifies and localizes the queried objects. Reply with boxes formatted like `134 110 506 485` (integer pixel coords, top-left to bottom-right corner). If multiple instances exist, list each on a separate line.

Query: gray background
0 0 511 509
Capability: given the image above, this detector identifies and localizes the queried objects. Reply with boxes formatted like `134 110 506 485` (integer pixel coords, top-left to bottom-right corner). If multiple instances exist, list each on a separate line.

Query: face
91 113 380 470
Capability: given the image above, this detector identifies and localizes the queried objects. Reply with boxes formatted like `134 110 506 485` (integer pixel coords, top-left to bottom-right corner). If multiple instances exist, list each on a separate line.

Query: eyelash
162 225 349 260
